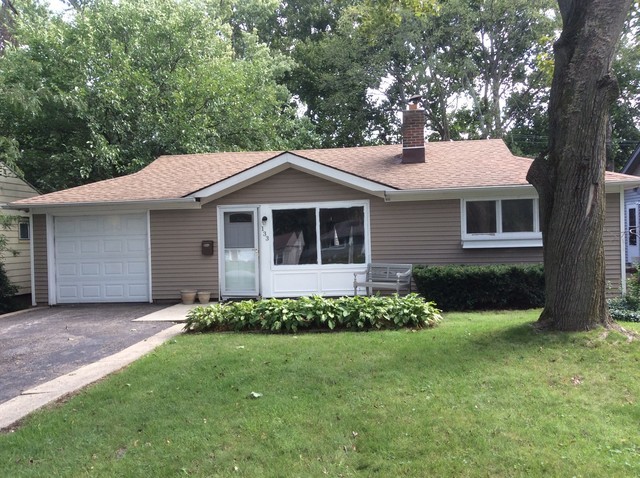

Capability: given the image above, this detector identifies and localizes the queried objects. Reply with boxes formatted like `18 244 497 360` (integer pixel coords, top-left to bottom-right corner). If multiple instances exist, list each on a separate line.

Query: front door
219 207 259 298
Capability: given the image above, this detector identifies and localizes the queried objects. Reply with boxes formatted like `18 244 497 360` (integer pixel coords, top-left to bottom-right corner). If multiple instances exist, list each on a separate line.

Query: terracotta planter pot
180 290 197 305
197 291 211 304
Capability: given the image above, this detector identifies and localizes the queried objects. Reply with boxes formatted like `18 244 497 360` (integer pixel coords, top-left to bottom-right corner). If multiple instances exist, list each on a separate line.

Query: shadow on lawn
381 318 591 376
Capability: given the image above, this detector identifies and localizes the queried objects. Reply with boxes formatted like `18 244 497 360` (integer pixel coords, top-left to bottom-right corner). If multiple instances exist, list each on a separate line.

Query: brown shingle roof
12 139 638 206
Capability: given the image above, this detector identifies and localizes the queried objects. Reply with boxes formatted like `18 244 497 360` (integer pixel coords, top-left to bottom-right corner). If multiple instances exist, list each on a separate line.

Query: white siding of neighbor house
0 164 38 296
624 188 640 264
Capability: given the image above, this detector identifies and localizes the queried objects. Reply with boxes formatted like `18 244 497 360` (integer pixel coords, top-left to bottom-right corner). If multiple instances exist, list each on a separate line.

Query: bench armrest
353 269 368 280
395 269 412 279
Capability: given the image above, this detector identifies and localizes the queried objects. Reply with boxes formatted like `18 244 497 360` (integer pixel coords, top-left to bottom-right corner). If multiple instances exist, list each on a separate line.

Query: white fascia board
384 180 640 203
189 152 389 203
384 185 537 202
7 198 200 214
605 179 640 191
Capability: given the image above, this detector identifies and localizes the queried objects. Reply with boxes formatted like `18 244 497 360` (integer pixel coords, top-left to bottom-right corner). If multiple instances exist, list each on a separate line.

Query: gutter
2 197 201 212
383 180 640 202
383 185 535 202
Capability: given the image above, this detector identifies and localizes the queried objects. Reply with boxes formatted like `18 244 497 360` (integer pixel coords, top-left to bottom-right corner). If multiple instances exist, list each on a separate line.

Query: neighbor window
463 198 541 248
272 204 366 265
18 220 30 240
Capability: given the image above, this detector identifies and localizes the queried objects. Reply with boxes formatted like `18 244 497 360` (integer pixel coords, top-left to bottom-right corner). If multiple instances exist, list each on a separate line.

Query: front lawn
2 310 640 477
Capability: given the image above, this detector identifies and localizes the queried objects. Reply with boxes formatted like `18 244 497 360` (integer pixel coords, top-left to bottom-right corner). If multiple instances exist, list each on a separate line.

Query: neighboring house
621 143 640 264
0 162 39 302
8 106 640 305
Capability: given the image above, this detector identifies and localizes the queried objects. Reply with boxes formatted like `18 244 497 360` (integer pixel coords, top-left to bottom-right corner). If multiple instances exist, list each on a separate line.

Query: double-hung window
462 198 542 248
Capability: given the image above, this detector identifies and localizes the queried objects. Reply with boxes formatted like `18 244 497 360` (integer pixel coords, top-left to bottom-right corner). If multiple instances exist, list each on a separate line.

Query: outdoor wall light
262 216 268 225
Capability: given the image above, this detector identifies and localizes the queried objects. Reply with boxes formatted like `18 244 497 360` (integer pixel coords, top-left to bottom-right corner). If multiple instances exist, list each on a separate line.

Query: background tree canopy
0 0 638 192
0 0 319 192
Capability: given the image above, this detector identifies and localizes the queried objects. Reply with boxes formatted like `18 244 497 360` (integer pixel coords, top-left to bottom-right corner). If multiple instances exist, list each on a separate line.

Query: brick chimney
402 95 425 163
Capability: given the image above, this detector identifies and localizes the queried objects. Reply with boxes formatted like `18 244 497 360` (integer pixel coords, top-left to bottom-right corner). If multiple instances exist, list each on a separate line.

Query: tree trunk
527 0 632 331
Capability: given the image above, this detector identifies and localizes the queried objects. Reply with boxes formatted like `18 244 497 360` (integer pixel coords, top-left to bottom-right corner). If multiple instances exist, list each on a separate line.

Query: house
7 105 640 305
621 143 640 264
0 162 39 303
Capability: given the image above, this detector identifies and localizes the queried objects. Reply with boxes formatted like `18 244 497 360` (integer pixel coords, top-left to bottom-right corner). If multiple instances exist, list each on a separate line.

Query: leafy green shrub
184 294 442 333
607 295 640 322
0 262 18 313
412 264 545 311
608 271 640 322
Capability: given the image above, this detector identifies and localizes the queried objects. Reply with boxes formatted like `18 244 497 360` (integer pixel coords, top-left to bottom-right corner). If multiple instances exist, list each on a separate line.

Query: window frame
18 219 30 241
268 200 370 268
461 197 542 249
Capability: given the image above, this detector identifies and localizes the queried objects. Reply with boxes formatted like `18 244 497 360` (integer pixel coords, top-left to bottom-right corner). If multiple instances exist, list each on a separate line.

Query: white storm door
220 208 259 298
54 213 150 303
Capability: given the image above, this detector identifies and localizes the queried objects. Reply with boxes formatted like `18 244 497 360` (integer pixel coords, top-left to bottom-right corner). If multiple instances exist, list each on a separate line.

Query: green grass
2 310 640 477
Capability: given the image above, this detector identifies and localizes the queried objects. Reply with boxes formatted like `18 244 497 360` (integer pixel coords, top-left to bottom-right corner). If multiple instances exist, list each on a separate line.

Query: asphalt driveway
0 304 175 404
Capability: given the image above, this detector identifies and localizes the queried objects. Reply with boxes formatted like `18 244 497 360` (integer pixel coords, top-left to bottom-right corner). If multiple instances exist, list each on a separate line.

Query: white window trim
267 200 371 268
18 219 30 240
461 197 542 249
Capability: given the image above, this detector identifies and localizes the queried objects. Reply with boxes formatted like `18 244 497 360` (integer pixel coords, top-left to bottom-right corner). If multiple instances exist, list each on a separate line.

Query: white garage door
54 214 150 303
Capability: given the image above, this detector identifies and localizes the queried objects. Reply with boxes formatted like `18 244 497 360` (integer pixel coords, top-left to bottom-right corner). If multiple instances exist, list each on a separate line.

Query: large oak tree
527 0 633 331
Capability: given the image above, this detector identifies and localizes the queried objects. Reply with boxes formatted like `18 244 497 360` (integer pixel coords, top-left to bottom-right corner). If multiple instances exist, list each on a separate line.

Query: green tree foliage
0 214 19 310
0 0 318 192
610 3 640 170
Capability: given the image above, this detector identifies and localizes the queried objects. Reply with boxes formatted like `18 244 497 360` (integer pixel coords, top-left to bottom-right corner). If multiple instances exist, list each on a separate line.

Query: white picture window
271 203 367 266
462 198 542 248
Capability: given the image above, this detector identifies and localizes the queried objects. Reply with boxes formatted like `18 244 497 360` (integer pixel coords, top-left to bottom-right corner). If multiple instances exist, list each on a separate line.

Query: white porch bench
353 263 413 296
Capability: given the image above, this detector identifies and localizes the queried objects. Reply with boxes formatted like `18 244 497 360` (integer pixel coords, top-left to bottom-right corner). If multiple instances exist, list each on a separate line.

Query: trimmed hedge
184 294 442 333
413 264 545 311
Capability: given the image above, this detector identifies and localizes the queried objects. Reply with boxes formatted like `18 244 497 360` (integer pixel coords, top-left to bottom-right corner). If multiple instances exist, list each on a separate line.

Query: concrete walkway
0 303 196 431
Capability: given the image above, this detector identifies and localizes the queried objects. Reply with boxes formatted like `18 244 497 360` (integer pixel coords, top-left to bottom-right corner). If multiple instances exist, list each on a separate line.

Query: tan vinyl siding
150 170 365 300
150 206 217 300
1 164 39 295
148 169 624 300
219 168 366 204
32 214 48 305
604 192 622 295
370 198 543 265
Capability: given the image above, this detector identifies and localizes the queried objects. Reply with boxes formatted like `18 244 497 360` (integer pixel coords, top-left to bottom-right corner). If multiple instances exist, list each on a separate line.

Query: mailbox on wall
201 240 214 256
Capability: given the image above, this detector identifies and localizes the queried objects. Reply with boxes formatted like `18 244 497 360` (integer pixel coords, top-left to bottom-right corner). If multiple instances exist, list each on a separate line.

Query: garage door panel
104 262 124 275
56 240 77 255
105 284 125 298
58 263 77 276
80 263 100 276
125 217 146 233
128 261 147 274
55 218 76 235
54 214 149 303
103 239 124 253
128 284 148 297
80 240 100 254
79 218 100 234
127 239 146 253
58 285 79 300
81 285 102 299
